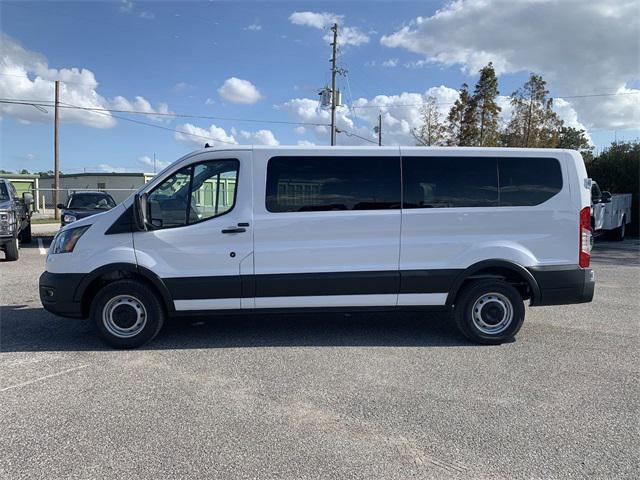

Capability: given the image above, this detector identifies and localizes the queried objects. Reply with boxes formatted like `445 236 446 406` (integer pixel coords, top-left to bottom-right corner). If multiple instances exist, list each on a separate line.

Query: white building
39 172 154 206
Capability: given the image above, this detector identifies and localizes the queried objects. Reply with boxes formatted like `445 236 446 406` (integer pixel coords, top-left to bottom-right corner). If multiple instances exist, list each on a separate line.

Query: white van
40 146 595 348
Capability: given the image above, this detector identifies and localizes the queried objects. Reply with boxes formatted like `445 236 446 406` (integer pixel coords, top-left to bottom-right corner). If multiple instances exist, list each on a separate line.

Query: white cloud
297 140 316 146
289 11 370 46
0 33 170 129
171 82 193 93
294 126 306 135
110 95 172 122
205 97 215 105
245 23 262 31
382 58 398 68
380 0 640 130
279 97 366 145
137 155 170 170
174 123 279 148
281 86 480 146
289 11 342 29
239 129 280 146
323 26 370 47
217 77 262 104
98 163 127 173
174 123 238 148
119 0 154 20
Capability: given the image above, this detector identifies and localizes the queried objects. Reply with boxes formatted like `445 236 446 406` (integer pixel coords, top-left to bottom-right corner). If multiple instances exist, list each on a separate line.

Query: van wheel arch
446 260 540 306
76 263 174 318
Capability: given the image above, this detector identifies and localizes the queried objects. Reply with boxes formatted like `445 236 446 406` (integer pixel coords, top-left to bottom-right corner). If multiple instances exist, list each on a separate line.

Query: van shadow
0 305 474 352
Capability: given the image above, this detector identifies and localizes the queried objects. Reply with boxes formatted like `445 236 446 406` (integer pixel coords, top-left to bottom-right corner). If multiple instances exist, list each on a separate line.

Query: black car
58 191 117 226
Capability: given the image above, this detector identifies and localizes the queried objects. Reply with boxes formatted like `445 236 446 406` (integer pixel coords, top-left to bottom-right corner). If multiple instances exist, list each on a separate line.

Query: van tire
4 237 19 261
19 222 32 244
610 217 626 241
453 279 525 344
91 280 165 348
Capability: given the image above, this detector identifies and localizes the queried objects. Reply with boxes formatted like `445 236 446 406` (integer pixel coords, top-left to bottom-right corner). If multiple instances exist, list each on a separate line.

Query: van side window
403 157 498 208
266 156 400 212
147 159 239 228
498 157 562 206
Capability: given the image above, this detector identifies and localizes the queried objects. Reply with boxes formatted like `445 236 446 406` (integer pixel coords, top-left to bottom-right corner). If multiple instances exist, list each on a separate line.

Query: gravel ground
1 237 638 479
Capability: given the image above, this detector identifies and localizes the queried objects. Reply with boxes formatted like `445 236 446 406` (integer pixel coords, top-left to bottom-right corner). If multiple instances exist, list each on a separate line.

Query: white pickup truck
591 181 632 241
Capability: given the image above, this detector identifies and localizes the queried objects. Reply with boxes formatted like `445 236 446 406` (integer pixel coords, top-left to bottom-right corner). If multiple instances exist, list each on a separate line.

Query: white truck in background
591 181 632 241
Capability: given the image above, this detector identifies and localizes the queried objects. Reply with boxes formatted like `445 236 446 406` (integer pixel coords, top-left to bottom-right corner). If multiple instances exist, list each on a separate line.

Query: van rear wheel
454 279 525 344
91 280 165 348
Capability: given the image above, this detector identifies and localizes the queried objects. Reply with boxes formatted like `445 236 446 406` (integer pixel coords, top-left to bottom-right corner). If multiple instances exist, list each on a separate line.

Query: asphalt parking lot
1 237 638 479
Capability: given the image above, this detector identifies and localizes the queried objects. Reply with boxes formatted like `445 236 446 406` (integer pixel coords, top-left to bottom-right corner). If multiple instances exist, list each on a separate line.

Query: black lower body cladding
527 266 595 305
39 271 84 318
38 264 594 320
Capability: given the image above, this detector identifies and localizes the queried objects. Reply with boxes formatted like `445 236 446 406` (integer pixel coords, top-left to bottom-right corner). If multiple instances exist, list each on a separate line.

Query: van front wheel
91 280 165 348
454 280 525 344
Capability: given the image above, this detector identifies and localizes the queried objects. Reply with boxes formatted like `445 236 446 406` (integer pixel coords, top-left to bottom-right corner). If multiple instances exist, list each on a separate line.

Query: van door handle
221 227 246 234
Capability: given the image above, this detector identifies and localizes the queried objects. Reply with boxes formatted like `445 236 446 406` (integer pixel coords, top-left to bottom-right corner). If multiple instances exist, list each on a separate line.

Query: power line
46 100 237 145
0 98 330 127
336 128 380 145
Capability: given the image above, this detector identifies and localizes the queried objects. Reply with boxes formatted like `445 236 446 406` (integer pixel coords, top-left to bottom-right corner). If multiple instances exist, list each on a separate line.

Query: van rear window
402 156 562 208
498 157 563 206
403 157 498 208
266 156 401 212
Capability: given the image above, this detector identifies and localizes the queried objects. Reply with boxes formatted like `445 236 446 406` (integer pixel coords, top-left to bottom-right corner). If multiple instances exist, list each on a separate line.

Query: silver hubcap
102 295 147 338
471 292 513 335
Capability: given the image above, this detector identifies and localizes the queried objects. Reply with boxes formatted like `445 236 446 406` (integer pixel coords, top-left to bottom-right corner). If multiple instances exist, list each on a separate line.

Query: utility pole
330 23 338 146
377 114 382 146
53 80 60 220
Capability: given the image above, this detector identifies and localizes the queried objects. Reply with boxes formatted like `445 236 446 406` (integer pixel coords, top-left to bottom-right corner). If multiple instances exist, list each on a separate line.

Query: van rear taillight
579 206 592 268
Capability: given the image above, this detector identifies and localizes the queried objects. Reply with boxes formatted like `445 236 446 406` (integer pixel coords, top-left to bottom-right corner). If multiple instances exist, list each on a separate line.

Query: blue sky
1 0 638 174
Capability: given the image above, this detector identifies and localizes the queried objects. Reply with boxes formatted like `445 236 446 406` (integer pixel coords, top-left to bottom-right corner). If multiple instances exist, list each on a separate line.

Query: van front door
134 151 253 312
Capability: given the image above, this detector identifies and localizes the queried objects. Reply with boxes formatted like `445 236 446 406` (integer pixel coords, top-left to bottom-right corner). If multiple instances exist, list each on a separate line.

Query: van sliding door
251 149 402 308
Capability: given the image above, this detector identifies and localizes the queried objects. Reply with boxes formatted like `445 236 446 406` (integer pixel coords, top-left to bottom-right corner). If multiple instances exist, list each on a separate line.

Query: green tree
473 62 501 146
413 96 447 146
557 126 594 161
447 83 477 146
503 73 563 147
19 169 31 174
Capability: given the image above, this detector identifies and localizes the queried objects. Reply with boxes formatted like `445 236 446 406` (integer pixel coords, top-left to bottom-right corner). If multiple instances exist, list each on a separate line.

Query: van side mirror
601 191 612 203
133 193 149 231
56 203 65 210
22 192 34 206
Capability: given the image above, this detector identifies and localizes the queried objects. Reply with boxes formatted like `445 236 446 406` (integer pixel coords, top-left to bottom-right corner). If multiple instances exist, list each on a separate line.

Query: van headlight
0 210 15 235
63 214 77 224
50 225 90 254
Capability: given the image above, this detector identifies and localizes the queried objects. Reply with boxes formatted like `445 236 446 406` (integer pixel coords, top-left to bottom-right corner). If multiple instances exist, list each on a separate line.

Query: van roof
188 145 581 155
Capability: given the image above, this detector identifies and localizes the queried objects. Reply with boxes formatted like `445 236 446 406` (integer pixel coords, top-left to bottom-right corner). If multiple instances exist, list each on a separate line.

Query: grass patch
30 217 60 224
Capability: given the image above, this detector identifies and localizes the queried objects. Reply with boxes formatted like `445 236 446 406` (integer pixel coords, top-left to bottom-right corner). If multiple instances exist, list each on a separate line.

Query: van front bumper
528 266 595 306
39 271 85 318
